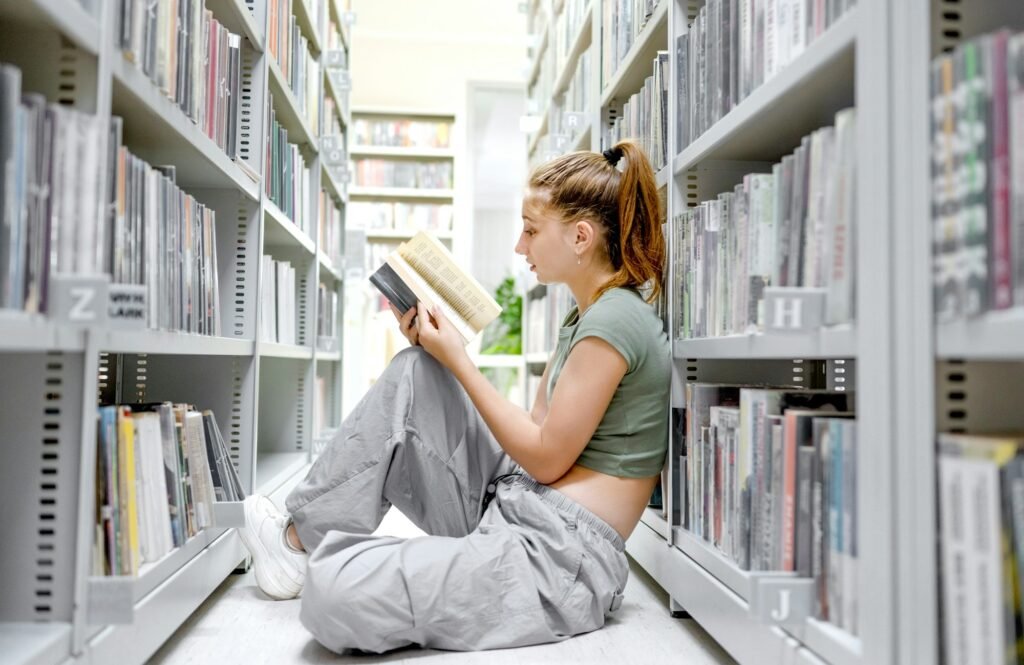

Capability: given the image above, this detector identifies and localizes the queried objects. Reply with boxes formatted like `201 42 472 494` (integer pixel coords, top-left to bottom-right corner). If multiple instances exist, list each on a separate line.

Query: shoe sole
239 498 302 601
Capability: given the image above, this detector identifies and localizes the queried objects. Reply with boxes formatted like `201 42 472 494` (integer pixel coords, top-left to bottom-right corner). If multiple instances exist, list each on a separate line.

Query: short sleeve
568 293 645 372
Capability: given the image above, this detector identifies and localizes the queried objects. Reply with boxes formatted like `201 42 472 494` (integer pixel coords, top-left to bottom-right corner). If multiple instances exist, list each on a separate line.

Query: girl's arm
416 303 625 483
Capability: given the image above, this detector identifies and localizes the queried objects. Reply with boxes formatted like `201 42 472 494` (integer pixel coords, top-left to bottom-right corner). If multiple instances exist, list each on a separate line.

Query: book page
397 232 502 334
385 252 475 343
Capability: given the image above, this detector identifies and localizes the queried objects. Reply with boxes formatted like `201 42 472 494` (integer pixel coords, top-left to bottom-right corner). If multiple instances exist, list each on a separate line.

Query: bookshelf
517 1 1014 664
341 108 459 412
0 0 351 662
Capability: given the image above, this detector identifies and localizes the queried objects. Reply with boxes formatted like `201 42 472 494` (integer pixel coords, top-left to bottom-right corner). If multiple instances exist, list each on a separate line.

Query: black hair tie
602 146 623 167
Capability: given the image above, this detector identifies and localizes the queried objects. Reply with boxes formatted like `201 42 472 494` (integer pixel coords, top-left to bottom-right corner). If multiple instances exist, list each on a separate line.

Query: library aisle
150 509 737 664
4 0 1024 664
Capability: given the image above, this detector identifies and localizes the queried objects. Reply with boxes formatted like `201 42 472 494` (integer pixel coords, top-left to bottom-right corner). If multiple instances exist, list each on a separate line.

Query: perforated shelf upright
0 0 352 662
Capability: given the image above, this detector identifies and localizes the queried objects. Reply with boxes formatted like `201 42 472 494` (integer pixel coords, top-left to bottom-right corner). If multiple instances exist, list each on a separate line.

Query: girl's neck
567 265 617 314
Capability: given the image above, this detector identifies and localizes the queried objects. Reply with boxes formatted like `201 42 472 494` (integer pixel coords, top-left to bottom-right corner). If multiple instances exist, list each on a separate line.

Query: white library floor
150 508 736 664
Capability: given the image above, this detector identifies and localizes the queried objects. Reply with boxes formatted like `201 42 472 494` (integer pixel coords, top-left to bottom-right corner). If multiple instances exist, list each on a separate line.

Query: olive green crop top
546 287 671 478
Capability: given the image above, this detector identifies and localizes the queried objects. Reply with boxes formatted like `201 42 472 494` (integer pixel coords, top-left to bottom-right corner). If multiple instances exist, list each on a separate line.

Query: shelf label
321 136 347 165
763 287 826 332
328 164 351 184
49 274 110 325
212 501 246 528
564 111 587 130
325 51 347 69
549 134 570 151
749 576 814 627
332 70 352 92
317 335 339 353
108 284 148 329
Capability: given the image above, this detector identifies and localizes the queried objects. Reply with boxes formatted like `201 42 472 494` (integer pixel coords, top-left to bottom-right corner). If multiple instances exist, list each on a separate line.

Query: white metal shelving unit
517 0 959 664
893 3 1024 665
0 0 352 662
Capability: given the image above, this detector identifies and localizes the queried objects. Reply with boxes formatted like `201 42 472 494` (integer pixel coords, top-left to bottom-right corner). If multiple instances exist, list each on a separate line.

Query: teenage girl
239 139 671 654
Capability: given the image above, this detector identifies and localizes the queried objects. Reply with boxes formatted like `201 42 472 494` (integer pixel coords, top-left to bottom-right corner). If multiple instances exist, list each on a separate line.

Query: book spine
1011 35 1024 306
989 32 1012 310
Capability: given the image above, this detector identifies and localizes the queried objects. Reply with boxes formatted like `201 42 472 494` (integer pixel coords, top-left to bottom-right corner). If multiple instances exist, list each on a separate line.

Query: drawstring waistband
500 474 626 552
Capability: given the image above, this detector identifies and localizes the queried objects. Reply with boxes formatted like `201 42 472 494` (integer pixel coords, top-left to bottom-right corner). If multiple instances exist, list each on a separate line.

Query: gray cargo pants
284 347 629 653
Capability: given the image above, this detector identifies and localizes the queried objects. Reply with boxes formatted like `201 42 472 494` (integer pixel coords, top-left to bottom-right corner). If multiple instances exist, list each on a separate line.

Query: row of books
351 118 452 149
94 403 243 577
348 202 454 233
259 256 298 345
317 282 339 339
319 190 344 265
546 49 593 148
274 2 321 136
109 119 221 336
0 66 106 311
326 13 348 52
552 0 591 81
115 0 243 159
266 100 314 234
524 283 575 355
529 28 556 121
938 433 1024 665
324 94 345 137
600 0 659 88
931 30 1024 320
352 159 453 190
683 384 857 635
676 0 856 151
672 107 856 339
603 51 669 170
0 63 223 334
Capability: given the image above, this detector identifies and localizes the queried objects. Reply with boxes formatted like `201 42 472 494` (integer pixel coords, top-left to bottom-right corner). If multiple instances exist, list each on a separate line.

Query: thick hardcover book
369 231 501 344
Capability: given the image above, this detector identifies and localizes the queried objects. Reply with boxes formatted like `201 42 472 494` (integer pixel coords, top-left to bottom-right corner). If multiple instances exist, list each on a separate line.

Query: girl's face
515 189 578 284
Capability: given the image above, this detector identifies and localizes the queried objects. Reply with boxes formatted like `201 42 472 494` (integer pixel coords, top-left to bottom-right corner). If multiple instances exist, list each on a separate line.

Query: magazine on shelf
369 231 501 344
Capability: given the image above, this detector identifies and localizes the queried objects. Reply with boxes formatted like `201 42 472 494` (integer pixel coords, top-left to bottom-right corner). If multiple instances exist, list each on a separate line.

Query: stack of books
94 402 243 577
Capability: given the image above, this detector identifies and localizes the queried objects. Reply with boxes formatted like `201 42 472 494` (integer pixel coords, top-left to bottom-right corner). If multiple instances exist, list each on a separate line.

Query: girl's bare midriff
548 464 659 541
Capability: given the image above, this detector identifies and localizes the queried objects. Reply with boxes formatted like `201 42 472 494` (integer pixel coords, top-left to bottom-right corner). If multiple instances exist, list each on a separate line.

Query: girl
239 140 671 654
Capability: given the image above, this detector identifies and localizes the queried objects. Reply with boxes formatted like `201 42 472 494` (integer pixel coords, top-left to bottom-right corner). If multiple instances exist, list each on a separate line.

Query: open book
369 232 502 344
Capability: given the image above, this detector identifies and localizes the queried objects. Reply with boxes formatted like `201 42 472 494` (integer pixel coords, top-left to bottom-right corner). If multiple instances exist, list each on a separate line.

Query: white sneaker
238 495 308 600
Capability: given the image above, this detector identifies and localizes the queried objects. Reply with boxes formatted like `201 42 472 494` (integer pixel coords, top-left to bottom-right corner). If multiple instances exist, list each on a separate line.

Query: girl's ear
573 219 598 252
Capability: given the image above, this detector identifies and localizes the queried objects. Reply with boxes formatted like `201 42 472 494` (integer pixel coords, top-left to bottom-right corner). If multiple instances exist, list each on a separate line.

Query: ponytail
528 139 665 302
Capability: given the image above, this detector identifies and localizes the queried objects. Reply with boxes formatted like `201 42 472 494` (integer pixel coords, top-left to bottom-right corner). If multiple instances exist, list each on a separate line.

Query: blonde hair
528 140 664 302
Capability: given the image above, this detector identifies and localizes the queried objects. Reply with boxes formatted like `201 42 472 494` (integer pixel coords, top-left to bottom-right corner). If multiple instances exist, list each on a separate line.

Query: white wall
350 0 528 112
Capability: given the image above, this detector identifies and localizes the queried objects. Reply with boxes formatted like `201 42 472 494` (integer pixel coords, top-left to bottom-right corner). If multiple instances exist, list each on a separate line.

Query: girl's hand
389 303 419 346
415 301 468 371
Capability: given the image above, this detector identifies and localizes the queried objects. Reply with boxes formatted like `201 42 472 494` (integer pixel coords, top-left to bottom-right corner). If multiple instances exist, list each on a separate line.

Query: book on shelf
672 107 856 339
932 29 1024 320
938 433 1024 665
682 383 857 634
108 117 222 335
260 256 297 345
95 402 244 577
368 231 501 344
115 0 243 159
351 116 452 149
602 50 670 170
678 0 855 152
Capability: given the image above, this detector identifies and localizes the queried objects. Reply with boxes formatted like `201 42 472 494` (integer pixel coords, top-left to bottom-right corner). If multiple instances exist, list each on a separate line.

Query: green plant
480 276 522 355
